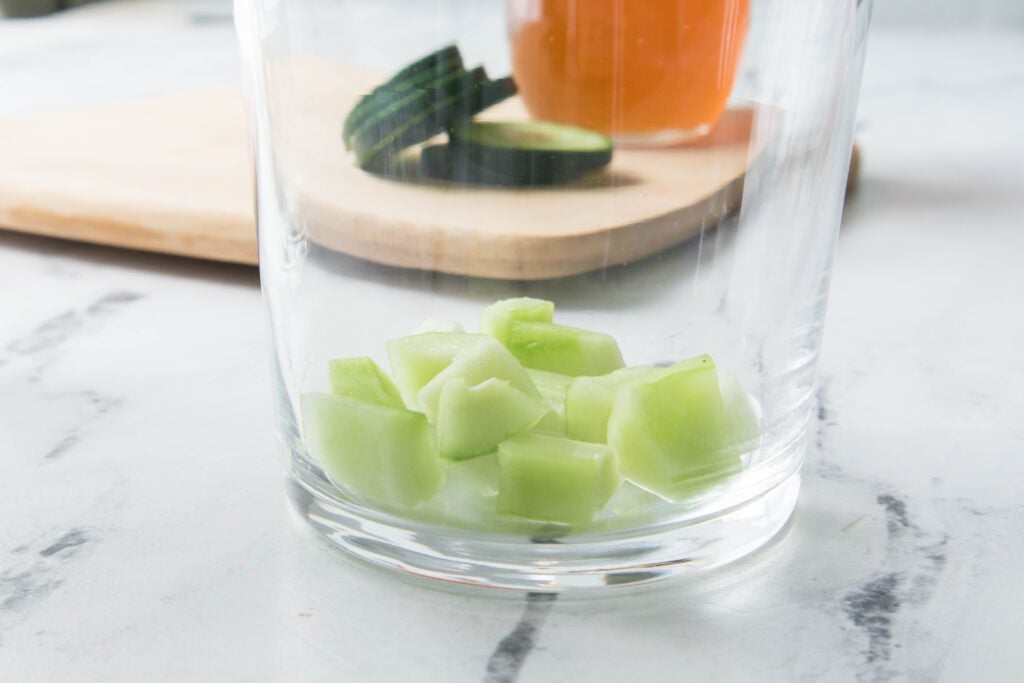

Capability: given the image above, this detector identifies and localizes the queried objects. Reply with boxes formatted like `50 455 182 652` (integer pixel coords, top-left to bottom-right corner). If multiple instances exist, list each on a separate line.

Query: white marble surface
2 3 1024 681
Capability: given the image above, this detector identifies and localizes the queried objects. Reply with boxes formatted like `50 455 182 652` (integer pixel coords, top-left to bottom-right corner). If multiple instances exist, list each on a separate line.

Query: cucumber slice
417 336 539 423
349 67 487 155
446 121 613 185
496 432 622 525
505 320 625 377
327 356 403 409
301 392 444 508
607 355 744 501
481 297 554 345
343 46 463 146
386 332 488 408
565 365 653 443
526 368 572 434
354 76 517 170
436 378 548 461
420 144 539 187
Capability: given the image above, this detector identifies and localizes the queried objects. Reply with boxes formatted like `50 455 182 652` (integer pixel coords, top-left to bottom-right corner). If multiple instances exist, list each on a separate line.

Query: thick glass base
285 463 800 593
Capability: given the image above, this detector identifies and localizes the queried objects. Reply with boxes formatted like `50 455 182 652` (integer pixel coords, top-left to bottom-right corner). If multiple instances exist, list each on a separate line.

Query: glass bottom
284 458 801 593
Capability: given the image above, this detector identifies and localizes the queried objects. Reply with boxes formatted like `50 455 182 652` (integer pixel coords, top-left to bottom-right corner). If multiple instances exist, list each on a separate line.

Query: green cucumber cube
607 355 744 501
301 392 444 508
527 368 572 434
327 356 404 408
506 320 625 377
386 332 487 408
496 433 622 525
436 378 548 461
481 297 554 345
417 336 539 423
565 365 653 443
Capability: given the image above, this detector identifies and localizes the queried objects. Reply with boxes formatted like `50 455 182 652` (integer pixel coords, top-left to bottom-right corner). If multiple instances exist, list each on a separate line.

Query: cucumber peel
343 45 463 146
343 47 611 186
450 120 612 185
349 66 487 159
353 76 516 170
422 121 613 186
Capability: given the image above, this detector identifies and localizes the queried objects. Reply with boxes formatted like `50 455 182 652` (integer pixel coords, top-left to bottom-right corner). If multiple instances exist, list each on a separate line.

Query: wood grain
0 64 858 279
0 89 256 264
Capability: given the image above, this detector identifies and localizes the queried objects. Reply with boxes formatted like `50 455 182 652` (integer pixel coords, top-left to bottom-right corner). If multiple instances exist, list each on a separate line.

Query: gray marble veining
1 4 1022 681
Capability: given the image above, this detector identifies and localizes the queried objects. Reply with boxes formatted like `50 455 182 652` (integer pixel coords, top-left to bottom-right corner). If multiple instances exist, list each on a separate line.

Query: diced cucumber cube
607 355 746 501
301 392 444 508
527 368 572 434
496 433 622 525
506 320 625 377
481 297 554 345
386 332 487 407
565 365 653 443
436 378 548 461
417 336 539 423
327 356 404 408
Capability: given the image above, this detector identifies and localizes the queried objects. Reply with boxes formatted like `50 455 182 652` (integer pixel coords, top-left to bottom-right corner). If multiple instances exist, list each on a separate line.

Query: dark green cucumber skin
420 144 522 186
343 50 464 146
348 67 485 153
345 46 460 117
380 45 460 87
356 77 517 171
420 139 612 186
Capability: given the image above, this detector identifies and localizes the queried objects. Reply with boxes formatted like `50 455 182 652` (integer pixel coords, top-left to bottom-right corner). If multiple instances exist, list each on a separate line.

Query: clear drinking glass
235 0 872 591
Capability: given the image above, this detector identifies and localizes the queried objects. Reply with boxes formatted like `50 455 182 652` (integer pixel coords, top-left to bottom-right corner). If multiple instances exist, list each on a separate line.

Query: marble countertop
2 3 1023 681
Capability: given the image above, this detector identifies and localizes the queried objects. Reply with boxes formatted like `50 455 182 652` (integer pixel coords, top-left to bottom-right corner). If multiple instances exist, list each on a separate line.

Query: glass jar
235 0 872 591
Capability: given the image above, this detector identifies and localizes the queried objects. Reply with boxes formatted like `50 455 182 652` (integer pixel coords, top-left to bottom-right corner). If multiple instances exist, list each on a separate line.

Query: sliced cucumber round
343 45 463 145
348 66 486 155
354 76 517 170
445 121 613 186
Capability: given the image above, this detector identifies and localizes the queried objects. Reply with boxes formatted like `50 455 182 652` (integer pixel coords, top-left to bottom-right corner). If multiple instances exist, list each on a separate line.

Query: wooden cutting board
0 66 856 279
0 90 256 265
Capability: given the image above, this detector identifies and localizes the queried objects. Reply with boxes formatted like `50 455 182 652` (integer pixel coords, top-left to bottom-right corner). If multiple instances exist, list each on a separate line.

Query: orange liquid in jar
509 0 749 139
